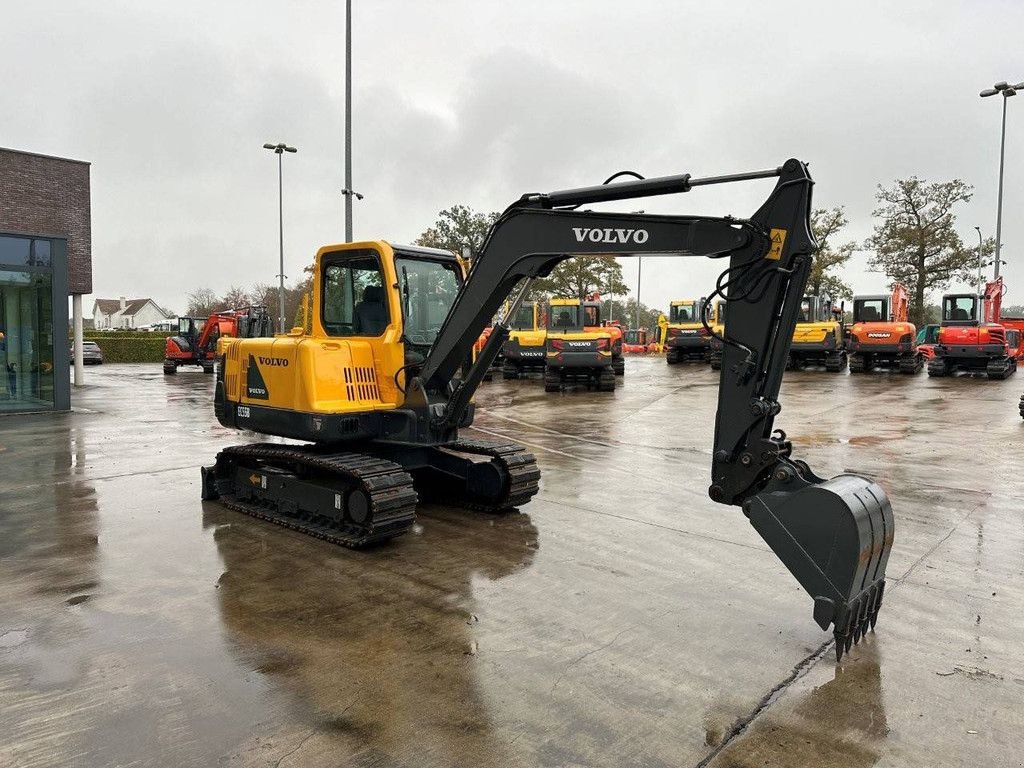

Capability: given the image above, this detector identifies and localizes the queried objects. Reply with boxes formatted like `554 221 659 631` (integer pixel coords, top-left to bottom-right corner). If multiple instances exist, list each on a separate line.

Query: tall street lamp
980 80 1023 279
343 0 356 242
975 226 984 297
263 141 297 333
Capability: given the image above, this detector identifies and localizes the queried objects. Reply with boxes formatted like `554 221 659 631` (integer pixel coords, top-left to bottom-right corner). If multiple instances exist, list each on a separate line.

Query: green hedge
86 336 169 363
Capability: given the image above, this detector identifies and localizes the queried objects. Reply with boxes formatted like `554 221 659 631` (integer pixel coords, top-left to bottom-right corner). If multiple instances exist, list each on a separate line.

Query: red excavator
847 283 922 374
163 306 272 375
927 278 1021 379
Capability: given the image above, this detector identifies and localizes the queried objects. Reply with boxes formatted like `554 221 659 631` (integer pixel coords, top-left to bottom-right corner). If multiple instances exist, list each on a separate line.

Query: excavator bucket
744 475 894 661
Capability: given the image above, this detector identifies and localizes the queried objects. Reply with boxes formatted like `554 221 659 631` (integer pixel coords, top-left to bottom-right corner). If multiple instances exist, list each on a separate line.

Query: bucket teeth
743 473 894 662
834 632 846 662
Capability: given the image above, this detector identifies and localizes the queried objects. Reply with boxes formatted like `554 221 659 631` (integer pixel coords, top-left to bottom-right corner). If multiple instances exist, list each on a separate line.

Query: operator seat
861 306 879 322
354 285 388 335
953 308 969 321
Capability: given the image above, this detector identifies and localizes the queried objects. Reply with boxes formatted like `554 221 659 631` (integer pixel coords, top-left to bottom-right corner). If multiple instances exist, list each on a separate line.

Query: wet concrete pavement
1 360 1023 767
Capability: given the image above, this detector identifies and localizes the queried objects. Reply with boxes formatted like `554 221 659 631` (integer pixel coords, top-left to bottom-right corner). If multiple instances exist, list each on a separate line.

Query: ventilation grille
344 366 380 402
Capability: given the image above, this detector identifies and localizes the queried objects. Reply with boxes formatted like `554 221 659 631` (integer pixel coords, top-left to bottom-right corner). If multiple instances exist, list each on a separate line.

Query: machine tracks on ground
424 438 541 512
204 443 418 548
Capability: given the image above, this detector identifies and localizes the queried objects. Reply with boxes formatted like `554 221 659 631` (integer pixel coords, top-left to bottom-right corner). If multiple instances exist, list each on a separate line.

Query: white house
92 297 172 329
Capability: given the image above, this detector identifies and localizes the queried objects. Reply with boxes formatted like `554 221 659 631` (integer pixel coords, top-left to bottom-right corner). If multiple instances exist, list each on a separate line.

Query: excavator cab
941 294 979 324
204 159 893 660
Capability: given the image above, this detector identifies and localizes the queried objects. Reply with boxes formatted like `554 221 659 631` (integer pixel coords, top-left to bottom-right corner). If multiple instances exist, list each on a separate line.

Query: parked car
69 341 104 365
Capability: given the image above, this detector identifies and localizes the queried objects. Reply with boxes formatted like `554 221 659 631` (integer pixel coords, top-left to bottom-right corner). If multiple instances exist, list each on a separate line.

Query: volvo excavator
201 159 893 660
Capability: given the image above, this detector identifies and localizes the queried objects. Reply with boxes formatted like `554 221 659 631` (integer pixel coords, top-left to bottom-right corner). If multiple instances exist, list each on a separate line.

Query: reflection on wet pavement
205 504 538 767
707 642 887 767
1 361 1024 766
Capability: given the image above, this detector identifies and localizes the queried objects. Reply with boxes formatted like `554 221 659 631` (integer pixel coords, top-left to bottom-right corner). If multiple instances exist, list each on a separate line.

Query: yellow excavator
500 300 546 379
790 294 848 372
664 298 710 363
544 297 616 391
201 159 893 660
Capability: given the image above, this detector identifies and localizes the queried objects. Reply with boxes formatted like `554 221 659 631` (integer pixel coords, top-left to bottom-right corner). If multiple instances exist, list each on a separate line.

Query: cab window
854 299 886 323
943 296 977 323
395 256 461 347
670 303 697 323
583 305 600 326
322 252 387 336
549 305 581 330
511 304 535 330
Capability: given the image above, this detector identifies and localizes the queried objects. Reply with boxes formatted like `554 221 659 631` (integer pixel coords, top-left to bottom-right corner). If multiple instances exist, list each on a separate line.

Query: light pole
342 0 357 242
633 209 645 330
975 227 984 298
980 80 1023 279
635 257 642 330
263 142 297 333
341 187 363 243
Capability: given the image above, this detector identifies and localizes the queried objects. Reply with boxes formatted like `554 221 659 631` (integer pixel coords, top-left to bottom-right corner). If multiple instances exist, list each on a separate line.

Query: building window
0 234 58 413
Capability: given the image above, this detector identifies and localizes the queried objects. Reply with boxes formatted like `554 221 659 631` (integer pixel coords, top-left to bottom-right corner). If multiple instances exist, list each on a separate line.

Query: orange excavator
847 283 922 374
163 306 272 375
927 278 1021 379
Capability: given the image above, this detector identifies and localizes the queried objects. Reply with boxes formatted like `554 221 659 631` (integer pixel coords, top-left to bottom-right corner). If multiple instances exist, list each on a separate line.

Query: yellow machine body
217 241 432 419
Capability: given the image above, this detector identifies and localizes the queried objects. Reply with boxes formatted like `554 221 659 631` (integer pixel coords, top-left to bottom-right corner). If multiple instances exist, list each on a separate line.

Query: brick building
0 147 93 413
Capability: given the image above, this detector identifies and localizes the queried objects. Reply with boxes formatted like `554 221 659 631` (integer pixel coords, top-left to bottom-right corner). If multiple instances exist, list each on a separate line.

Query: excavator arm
406 159 892 659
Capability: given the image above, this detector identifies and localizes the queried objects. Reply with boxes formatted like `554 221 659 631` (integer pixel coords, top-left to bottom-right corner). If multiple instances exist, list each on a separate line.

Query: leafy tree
415 204 500 256
602 296 661 330
532 256 629 300
809 207 855 299
866 178 978 325
186 288 223 317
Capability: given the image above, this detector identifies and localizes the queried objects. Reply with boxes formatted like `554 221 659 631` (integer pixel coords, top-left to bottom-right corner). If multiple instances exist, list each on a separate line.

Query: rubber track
440 438 541 513
214 443 418 548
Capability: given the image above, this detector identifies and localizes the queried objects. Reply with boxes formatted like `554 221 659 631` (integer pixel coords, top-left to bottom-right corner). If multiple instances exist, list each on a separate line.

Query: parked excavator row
163 306 273 375
493 294 626 390
200 159 893 660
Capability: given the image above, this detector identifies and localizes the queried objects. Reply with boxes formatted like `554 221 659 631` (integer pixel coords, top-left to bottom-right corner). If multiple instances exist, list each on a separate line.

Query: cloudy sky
3 0 1022 315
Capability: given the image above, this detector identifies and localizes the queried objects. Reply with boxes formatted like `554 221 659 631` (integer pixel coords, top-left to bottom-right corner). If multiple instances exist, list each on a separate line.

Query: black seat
953 308 969 321
861 306 879 322
354 285 387 335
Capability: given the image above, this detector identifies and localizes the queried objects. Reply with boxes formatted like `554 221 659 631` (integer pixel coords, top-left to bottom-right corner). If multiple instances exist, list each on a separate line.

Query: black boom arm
407 159 894 656
418 159 815 503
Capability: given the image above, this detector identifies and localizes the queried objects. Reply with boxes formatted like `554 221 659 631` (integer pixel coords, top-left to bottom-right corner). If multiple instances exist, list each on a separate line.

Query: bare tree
186 288 223 317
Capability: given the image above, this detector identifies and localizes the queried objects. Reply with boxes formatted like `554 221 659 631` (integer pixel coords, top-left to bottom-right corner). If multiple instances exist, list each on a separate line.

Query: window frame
320 249 390 338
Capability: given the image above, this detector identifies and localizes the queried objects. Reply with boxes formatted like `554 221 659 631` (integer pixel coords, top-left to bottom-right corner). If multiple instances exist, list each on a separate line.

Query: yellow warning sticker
767 228 787 260
249 473 262 486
